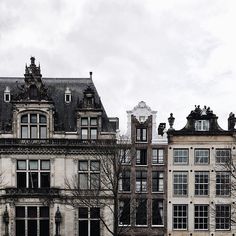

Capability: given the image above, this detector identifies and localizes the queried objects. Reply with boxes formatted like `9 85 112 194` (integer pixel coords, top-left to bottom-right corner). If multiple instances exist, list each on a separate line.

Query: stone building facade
0 57 118 236
167 106 236 236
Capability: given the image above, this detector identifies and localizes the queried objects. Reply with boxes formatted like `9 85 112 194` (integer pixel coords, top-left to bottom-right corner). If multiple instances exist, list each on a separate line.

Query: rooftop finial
89 71 93 79
30 56 35 65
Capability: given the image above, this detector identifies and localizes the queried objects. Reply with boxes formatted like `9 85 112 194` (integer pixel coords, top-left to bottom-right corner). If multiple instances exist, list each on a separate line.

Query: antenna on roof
89 71 93 79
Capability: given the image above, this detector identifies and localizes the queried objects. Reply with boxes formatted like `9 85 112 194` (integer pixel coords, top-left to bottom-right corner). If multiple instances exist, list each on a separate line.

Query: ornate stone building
0 57 118 236
167 106 236 236
118 101 168 236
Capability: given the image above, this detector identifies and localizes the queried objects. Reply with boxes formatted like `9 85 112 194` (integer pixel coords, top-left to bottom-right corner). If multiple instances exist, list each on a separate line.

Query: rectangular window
136 171 147 192
173 205 188 230
216 172 230 196
119 199 130 225
216 149 231 164
39 126 47 139
90 118 97 126
90 128 97 139
81 128 88 139
195 149 209 164
152 149 164 164
173 172 188 196
194 205 208 230
79 207 100 236
136 149 147 165
136 199 147 225
152 199 164 226
195 172 209 196
21 126 28 139
16 206 49 236
216 205 231 230
195 120 209 131
119 170 130 192
119 149 130 164
81 118 88 126
16 160 50 188
173 149 188 164
78 160 100 190
136 128 147 142
152 172 164 192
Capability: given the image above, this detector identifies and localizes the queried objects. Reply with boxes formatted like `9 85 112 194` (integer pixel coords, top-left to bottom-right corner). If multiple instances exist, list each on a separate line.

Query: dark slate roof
0 77 115 133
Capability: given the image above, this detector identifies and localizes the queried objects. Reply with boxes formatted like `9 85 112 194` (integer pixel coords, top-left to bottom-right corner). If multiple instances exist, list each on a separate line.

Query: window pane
16 207 25 217
90 128 97 139
21 126 28 138
39 126 47 138
119 199 130 225
90 118 97 126
16 220 25 236
91 208 100 218
90 174 100 189
41 173 50 188
81 128 88 139
17 160 26 170
81 118 88 126
79 161 88 171
30 114 37 123
79 207 88 218
39 115 46 124
40 207 49 217
28 172 38 188
79 220 88 236
29 160 38 170
91 220 100 236
21 115 28 123
152 200 164 225
136 199 147 225
90 161 100 171
40 220 49 236
28 220 37 236
17 173 26 188
30 126 37 138
79 174 88 189
41 160 50 170
28 207 37 217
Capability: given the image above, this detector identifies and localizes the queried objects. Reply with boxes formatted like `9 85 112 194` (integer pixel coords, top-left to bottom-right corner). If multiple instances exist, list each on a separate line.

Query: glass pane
81 118 88 126
40 220 49 236
29 160 38 170
90 161 100 171
79 207 88 218
21 126 28 138
28 172 38 188
17 160 26 170
28 207 37 217
91 220 100 236
30 114 37 123
79 220 88 236
16 220 25 236
17 173 26 188
21 115 28 123
79 174 88 189
79 161 88 171
81 129 88 139
30 126 37 138
39 126 47 138
16 207 25 217
41 173 50 188
90 174 100 189
39 115 47 124
41 160 50 170
91 208 100 218
90 128 97 139
28 220 37 236
90 118 97 126
40 207 49 217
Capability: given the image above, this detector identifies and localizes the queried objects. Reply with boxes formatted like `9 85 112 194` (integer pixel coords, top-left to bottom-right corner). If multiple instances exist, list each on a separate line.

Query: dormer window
20 113 47 139
81 117 98 139
136 127 147 142
4 86 11 102
65 87 72 103
195 120 209 131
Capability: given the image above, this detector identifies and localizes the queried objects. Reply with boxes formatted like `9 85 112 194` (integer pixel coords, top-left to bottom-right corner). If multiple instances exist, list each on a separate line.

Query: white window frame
173 172 188 196
152 149 164 165
216 149 231 164
194 149 209 164
173 205 188 230
194 205 209 230
135 171 147 192
215 205 231 230
216 172 230 196
152 199 164 227
81 117 98 140
173 149 188 165
195 171 209 196
195 120 209 131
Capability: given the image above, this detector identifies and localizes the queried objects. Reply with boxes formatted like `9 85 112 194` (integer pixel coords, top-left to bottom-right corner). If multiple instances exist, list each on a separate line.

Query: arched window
21 113 47 138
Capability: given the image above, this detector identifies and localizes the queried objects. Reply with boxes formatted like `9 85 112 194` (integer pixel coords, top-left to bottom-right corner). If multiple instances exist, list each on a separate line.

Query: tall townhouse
118 101 168 236
0 57 118 236
167 105 236 236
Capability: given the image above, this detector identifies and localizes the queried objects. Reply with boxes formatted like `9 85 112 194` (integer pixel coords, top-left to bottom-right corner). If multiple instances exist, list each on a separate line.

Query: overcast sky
0 0 236 132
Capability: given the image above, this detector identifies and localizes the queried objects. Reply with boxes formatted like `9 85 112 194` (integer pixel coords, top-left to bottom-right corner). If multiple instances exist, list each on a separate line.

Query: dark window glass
30 114 37 123
91 208 100 218
40 207 49 217
136 199 147 225
17 173 26 188
40 220 49 236
152 199 164 225
79 220 88 236
90 220 100 236
39 115 47 124
119 199 130 225
21 115 28 123
16 207 25 217
28 172 38 188
16 220 25 236
28 207 37 218
79 207 88 218
28 220 37 236
136 149 147 165
41 173 50 188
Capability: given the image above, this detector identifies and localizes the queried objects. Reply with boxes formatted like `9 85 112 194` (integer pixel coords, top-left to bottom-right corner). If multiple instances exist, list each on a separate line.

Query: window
173 205 188 230
195 149 209 164
173 172 188 196
173 149 188 164
78 160 100 190
119 170 130 192
79 207 100 236
194 205 208 230
152 172 164 192
81 117 98 139
119 199 130 225
20 113 47 139
136 199 147 225
195 120 209 131
136 149 147 165
136 127 147 142
4 86 11 102
216 149 231 164
152 149 164 164
16 160 50 188
119 149 130 164
195 172 209 196
216 172 230 196
152 199 164 226
216 205 231 230
136 171 147 192
65 87 72 103
16 206 49 236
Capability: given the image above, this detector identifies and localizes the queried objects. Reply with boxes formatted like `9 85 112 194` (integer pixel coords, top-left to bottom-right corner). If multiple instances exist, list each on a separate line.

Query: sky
0 0 236 132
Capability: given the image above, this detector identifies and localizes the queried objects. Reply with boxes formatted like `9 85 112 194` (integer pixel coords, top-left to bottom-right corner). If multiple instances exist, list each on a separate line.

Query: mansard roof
0 76 115 133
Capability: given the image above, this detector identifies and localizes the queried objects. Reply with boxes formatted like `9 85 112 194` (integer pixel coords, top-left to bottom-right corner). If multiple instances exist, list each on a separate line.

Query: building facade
167 106 236 236
0 57 118 236
118 101 168 236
